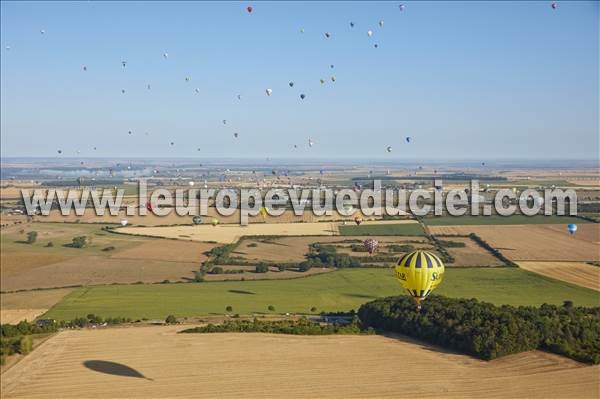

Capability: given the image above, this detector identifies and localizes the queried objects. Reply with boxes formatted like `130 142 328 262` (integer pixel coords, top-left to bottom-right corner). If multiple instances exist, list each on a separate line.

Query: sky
1 1 598 160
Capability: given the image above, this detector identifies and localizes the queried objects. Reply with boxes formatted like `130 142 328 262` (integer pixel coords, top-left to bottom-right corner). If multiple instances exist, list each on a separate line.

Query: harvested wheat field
429 224 600 262
2 326 598 399
517 261 600 291
0 289 72 324
118 222 339 244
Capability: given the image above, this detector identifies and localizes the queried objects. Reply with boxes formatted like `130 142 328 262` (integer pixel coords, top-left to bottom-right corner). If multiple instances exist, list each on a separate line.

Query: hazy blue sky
1 1 598 160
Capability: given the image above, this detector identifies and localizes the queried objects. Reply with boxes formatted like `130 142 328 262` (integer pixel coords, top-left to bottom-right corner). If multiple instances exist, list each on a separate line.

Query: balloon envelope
567 224 577 235
395 251 445 308
363 239 379 255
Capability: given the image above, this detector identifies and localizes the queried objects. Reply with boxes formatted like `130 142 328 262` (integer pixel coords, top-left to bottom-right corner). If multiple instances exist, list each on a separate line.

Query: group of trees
358 295 600 364
180 318 365 336
303 244 361 269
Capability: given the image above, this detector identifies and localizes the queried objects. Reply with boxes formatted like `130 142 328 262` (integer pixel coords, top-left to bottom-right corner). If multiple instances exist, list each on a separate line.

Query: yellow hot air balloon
259 206 268 219
211 218 219 227
395 250 444 310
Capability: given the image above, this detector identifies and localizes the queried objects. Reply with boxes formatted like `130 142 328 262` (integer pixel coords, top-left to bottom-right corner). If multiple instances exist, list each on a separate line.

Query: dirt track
1 326 598 399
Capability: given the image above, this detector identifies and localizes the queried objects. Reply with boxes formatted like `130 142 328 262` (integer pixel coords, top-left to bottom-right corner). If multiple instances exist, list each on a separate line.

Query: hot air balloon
331 76 336 82
325 32 331 38
350 22 355 28
289 82 294 87
222 119 227 125
405 136 411 143
386 146 392 153
40 29 45 35
300 28 305 33
82 65 87 71
259 206 268 219
234 132 239 138
308 138 315 147
189 181 195 187
211 218 219 227
147 84 151 90
237 94 242 100
266 88 273 96
378 20 384 27
120 218 128 227
5 45 11 51
185 76 191 82
320 78 325 84
354 216 363 226
367 30 373 37
395 251 445 310
195 88 200 93
551 2 557 9
121 89 125 94
330 64 334 69
567 223 577 235
121 61 127 68
363 239 379 255
57 149 62 154
374 44 379 48
247 5 253 13
163 52 168 59
146 202 154 213
128 130 132 135
300 94 306 100
170 141 175 146
399 4 405 11
192 216 202 225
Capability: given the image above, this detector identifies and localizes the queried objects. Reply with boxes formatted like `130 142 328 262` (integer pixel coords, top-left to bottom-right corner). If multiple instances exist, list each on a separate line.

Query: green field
339 223 425 236
423 214 587 226
43 268 599 320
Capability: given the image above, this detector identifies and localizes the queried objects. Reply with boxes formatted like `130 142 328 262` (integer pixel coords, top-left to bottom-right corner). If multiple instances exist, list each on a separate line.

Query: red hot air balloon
247 5 253 13
363 239 379 255
146 201 154 213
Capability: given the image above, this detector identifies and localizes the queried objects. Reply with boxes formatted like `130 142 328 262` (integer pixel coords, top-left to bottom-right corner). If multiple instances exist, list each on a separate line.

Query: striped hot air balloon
363 239 379 255
395 250 445 310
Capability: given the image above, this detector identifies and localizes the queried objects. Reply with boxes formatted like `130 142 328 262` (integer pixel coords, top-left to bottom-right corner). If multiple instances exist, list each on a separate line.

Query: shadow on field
83 360 153 381
344 293 376 299
228 289 256 295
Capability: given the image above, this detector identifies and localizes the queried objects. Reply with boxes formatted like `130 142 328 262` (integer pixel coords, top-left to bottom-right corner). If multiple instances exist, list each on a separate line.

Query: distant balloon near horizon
367 30 373 37
325 32 331 38
551 2 558 9
289 81 294 87
399 4 405 11
265 88 272 96
246 5 253 13
300 93 306 100
378 20 384 27
387 146 392 153
406 136 411 143
567 223 577 235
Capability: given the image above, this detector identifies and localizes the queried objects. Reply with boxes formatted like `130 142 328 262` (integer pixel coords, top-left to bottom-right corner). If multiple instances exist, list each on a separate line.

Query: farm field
423 215 586 226
339 222 425 236
233 235 430 263
118 222 339 244
0 289 72 324
429 224 600 261
517 262 600 291
43 268 599 321
2 326 598 399
32 207 377 226
1 222 213 291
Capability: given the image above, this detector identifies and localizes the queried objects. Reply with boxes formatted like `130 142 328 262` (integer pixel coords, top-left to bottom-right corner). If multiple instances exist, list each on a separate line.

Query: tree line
357 295 600 364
